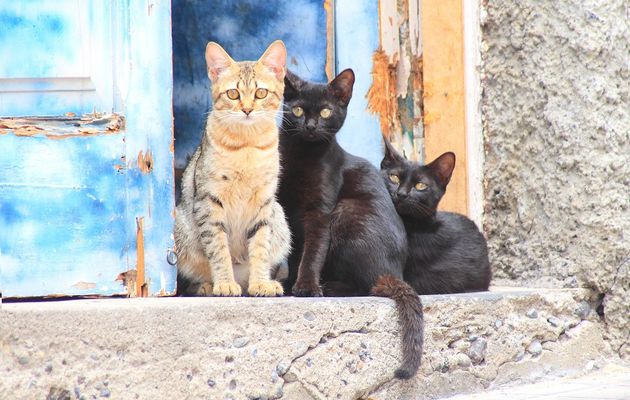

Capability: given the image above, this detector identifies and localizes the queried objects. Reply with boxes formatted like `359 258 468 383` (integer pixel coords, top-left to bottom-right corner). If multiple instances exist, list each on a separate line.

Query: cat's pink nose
242 108 253 115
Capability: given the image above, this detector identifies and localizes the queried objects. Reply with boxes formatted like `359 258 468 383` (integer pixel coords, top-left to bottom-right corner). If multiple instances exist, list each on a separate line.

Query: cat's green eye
226 89 240 100
292 106 304 117
255 88 268 99
389 174 400 184
320 108 332 119
415 182 428 191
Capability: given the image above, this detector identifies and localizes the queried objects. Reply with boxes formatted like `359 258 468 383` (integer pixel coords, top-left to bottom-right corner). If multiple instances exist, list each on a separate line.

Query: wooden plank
421 0 468 215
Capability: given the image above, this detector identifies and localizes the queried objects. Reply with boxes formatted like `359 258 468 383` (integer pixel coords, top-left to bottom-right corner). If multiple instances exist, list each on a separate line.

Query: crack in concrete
277 327 372 399
360 374 397 400
609 252 629 291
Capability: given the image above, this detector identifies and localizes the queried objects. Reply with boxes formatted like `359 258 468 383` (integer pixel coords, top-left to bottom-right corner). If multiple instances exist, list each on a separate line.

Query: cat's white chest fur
212 147 279 264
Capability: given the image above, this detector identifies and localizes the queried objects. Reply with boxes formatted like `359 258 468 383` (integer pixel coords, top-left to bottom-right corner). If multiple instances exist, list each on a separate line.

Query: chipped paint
366 48 399 140
324 0 335 82
1 2 176 298
366 0 423 161
137 150 154 174
0 113 124 139
116 270 138 297
135 217 147 297
72 281 97 290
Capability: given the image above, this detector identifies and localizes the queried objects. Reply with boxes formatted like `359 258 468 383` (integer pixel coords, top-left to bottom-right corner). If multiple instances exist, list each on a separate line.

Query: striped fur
175 41 291 296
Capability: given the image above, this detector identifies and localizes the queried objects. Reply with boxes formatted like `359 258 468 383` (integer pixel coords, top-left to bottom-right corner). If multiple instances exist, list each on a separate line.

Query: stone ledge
0 288 614 399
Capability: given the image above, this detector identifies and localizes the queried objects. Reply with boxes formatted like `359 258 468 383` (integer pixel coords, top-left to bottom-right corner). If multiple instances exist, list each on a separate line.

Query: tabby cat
381 141 491 294
278 69 424 379
175 41 291 297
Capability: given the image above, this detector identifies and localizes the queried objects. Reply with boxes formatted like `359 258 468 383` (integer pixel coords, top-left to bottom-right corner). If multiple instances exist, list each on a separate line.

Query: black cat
278 69 423 379
380 140 491 294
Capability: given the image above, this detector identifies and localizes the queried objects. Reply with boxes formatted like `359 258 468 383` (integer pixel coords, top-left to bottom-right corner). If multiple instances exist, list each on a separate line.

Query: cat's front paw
248 280 284 297
213 281 242 296
292 280 323 297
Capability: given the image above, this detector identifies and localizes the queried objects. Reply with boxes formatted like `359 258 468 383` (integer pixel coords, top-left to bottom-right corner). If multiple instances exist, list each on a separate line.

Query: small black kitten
381 140 491 294
278 70 423 379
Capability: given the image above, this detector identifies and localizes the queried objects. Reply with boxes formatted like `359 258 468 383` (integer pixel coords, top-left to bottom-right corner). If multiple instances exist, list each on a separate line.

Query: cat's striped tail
371 275 424 379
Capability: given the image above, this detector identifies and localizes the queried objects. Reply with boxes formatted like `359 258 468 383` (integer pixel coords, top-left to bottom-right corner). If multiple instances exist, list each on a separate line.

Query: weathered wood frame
370 0 480 218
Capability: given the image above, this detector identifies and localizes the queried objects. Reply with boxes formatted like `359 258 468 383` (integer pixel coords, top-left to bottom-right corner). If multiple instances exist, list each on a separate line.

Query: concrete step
0 288 619 400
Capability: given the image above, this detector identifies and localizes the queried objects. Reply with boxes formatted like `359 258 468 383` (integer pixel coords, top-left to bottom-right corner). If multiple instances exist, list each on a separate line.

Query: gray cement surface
1 289 621 399
481 0 630 360
442 363 630 400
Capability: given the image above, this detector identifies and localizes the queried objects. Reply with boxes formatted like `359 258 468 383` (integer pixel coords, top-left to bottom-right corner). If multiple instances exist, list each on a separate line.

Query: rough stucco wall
481 0 630 358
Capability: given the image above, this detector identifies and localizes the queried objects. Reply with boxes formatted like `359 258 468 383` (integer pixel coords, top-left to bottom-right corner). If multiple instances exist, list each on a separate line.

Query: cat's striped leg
246 200 285 296
193 191 241 296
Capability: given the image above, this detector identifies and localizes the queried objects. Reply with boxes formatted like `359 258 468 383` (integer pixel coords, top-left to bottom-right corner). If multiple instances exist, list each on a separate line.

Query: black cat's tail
371 275 424 379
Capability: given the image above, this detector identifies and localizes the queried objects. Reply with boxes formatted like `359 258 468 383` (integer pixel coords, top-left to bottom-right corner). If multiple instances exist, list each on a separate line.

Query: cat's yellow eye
415 182 428 191
389 175 400 184
292 106 304 117
320 108 332 119
255 88 268 99
226 89 240 100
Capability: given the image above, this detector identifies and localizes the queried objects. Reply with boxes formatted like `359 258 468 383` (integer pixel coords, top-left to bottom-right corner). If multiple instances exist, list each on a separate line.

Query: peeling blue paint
1 1 175 297
0 135 128 296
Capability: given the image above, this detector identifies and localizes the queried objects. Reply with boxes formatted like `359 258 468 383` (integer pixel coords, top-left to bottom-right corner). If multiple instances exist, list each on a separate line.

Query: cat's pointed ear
427 152 456 188
381 139 404 169
259 40 287 80
205 42 235 81
284 69 302 99
329 68 355 105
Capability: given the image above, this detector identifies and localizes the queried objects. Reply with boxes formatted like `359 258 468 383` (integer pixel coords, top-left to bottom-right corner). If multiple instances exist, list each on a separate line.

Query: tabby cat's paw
212 281 242 296
248 280 284 297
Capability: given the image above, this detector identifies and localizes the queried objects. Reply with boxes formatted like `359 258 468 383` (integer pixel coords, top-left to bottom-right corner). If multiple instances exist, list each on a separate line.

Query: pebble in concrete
303 311 316 321
454 353 472 368
233 336 249 348
547 316 562 327
574 301 591 320
276 360 290 376
527 340 543 356
468 337 487 364
526 308 538 319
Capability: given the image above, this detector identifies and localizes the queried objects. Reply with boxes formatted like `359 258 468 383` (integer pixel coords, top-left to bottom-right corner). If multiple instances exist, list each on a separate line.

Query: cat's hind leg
246 201 290 296
174 210 214 296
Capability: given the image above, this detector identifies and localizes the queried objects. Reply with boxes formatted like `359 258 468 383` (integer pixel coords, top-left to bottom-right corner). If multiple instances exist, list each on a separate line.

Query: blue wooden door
0 1 175 297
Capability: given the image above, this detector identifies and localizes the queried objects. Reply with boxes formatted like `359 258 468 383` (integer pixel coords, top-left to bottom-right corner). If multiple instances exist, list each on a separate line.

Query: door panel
0 1 114 116
0 1 175 298
0 134 127 296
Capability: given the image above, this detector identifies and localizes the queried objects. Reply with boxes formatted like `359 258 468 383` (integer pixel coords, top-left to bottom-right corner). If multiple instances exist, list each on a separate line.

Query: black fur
278 69 423 378
381 141 491 294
